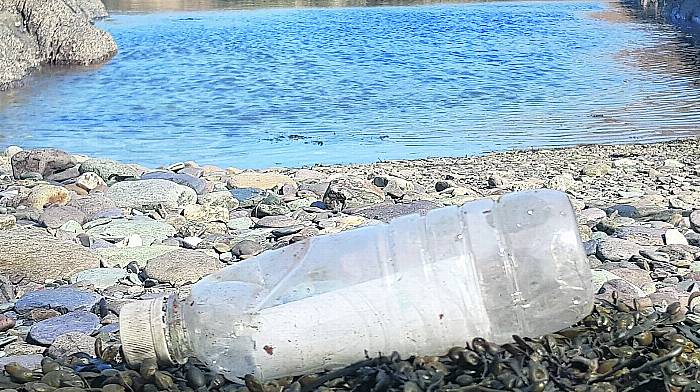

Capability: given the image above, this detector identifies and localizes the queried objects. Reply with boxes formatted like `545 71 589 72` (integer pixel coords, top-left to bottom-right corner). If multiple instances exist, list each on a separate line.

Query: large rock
96 245 178 268
79 158 140 183
15 0 116 65
47 331 96 358
0 355 43 370
70 268 128 289
0 10 39 90
0 226 100 282
323 177 385 211
39 205 86 228
15 287 103 314
10 148 76 179
612 226 666 247
67 194 118 218
28 310 100 345
85 218 176 245
106 179 197 210
144 249 222 285
596 237 644 262
142 171 207 195
24 184 71 209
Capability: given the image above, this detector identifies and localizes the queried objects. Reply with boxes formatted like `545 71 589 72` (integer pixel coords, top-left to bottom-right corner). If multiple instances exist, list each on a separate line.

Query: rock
612 158 637 168
75 172 106 191
546 173 575 192
591 269 623 292
255 215 299 228
47 332 96 358
142 171 208 195
231 240 263 257
578 208 607 227
227 217 253 231
144 249 222 285
350 200 440 223
4 145 22 158
612 226 666 247
323 178 385 211
0 355 43 370
606 204 639 219
79 158 139 183
0 214 16 229
67 194 118 218
15 287 103 315
199 191 239 210
664 228 689 245
182 205 228 223
106 179 197 210
687 231 700 247
596 238 643 262
581 163 611 177
607 268 654 288
30 309 61 322
228 172 295 190
86 218 176 245
0 314 15 332
664 159 684 168
181 236 203 249
2 342 45 356
691 210 700 233
39 205 86 229
97 245 178 268
596 279 646 306
28 311 100 345
0 227 100 282
10 148 76 179
230 188 267 207
14 0 117 67
24 185 70 209
70 268 128 289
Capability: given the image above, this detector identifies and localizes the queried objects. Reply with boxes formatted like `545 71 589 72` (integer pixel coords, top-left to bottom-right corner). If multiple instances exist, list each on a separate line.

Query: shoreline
0 138 700 387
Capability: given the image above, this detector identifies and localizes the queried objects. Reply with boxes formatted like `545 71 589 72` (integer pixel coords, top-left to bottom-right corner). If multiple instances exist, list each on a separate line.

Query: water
1 0 700 168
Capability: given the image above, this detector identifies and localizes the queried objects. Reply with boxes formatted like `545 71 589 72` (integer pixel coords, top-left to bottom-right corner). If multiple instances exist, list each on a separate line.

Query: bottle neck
163 295 194 364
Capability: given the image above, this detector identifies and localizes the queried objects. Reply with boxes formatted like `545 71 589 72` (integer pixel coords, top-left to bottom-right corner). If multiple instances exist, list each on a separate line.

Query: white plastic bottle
120 189 593 381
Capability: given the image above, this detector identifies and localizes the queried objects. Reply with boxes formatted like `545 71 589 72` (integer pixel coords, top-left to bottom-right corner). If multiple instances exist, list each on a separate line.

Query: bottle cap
119 297 175 367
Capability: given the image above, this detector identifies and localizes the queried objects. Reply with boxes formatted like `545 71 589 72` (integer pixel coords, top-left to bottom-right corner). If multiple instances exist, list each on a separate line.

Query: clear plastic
164 189 593 380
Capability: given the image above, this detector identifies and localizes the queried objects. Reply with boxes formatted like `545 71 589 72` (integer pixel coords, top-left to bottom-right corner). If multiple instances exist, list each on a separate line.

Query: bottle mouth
119 296 177 367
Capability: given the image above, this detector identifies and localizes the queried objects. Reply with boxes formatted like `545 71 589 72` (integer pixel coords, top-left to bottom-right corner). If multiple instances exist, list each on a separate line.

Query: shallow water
1 1 700 168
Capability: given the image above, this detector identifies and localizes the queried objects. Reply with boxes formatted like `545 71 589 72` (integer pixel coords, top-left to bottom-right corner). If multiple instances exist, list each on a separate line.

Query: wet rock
46 332 96 358
85 218 176 245
97 245 178 268
39 206 86 229
10 149 76 180
350 200 440 223
79 158 139 183
322 178 385 211
24 185 70 210
182 204 228 223
107 179 197 210
0 227 100 282
199 191 239 209
70 268 128 289
144 249 222 285
142 171 207 195
28 311 100 345
596 238 644 262
15 287 103 315
606 204 639 219
228 172 295 190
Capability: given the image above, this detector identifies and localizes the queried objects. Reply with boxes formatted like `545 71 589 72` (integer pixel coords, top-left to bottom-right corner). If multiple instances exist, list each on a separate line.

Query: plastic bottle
119 189 593 381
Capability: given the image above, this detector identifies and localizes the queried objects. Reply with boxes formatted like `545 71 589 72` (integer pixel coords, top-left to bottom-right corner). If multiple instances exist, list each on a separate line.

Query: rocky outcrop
0 0 116 90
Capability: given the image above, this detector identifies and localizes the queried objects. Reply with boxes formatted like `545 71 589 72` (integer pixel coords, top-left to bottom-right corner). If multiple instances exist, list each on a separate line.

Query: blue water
1 1 700 168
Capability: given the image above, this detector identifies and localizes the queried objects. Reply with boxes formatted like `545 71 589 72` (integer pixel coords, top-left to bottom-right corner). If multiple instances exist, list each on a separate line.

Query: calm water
1 1 700 168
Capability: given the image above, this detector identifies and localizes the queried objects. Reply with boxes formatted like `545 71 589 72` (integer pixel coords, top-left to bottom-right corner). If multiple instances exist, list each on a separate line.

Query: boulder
141 171 207 195
10 148 76 179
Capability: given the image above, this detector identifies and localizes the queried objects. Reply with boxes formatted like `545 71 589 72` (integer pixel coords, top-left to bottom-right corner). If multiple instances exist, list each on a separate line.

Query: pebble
596 237 643 262
106 179 197 210
46 332 96 358
28 311 100 345
690 210 700 232
15 288 103 315
0 314 16 332
664 228 689 245
231 240 263 257
144 249 223 285
227 172 295 190
78 158 140 183
97 245 178 268
86 218 176 245
70 268 128 289
0 215 16 230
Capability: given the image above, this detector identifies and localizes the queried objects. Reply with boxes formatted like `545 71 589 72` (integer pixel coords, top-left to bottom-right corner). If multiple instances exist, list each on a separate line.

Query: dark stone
271 225 304 237
606 204 639 218
350 200 440 223
15 287 104 315
686 231 700 247
28 311 100 345
11 149 76 180
142 171 208 195
310 201 327 210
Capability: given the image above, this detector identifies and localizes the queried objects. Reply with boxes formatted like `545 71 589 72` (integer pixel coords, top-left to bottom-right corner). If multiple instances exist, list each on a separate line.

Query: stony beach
0 139 697 390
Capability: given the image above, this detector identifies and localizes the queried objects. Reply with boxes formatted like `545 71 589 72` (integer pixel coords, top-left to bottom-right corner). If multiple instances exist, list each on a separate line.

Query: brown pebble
0 314 15 332
29 309 61 322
